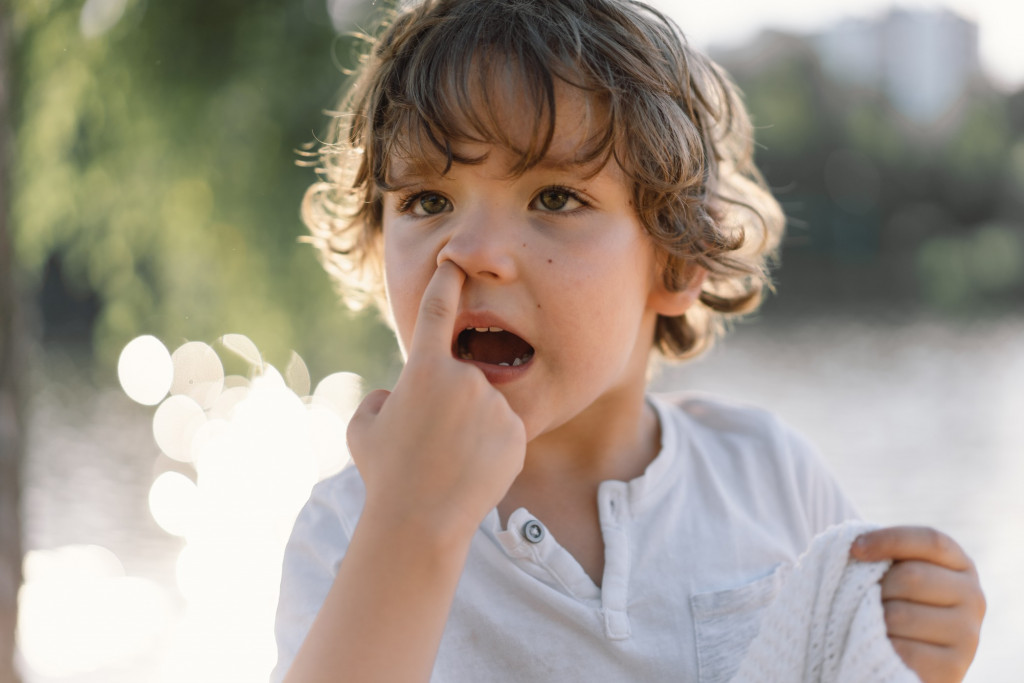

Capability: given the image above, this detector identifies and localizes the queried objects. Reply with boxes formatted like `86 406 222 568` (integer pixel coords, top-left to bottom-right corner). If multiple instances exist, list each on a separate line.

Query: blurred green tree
1 2 25 679
718 28 1024 312
10 1 1023 384
11 0 396 383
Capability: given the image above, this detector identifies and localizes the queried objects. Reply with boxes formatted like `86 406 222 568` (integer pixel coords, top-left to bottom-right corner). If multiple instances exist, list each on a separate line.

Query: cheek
556 238 655 341
554 231 654 300
383 235 432 356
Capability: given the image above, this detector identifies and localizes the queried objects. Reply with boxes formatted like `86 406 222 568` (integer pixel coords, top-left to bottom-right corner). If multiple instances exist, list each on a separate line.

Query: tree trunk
0 0 25 679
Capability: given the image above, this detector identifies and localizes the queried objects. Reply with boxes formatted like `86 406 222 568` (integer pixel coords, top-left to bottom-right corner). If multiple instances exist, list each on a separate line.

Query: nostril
436 234 517 280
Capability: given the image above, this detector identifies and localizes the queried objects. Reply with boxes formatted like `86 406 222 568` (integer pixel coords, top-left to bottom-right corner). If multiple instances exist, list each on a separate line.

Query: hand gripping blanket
730 521 921 683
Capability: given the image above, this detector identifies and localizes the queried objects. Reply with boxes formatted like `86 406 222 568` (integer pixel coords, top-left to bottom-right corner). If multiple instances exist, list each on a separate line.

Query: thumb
354 388 391 417
346 389 391 457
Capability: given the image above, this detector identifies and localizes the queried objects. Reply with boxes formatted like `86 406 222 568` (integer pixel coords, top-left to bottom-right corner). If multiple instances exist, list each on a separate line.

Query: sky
648 0 1024 91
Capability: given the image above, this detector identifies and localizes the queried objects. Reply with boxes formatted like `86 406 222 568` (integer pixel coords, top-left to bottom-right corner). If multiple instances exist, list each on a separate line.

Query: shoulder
278 464 366 596
653 391 812 457
273 465 366 682
289 464 367 553
308 463 367 515
651 391 858 532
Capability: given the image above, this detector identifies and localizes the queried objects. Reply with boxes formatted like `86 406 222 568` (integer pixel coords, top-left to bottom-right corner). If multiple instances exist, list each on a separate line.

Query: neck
496 384 661 584
516 385 660 493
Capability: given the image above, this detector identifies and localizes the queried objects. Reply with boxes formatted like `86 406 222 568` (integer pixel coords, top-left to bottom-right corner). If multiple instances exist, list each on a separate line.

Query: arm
851 526 986 683
285 262 526 683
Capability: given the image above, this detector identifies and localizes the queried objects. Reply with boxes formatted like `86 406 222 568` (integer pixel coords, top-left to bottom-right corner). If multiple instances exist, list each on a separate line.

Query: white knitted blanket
730 521 921 683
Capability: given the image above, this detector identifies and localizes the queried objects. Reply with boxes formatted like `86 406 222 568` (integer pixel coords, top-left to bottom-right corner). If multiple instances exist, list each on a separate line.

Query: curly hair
302 0 785 359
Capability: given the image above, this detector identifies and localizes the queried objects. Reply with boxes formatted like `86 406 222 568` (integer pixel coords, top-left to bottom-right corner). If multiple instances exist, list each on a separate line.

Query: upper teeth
470 326 504 333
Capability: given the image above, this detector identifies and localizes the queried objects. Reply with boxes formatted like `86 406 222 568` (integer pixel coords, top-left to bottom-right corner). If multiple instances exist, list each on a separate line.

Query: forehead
385 73 612 184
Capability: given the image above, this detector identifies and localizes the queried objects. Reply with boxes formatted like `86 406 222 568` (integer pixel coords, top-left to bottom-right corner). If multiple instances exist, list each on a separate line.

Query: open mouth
456 327 535 367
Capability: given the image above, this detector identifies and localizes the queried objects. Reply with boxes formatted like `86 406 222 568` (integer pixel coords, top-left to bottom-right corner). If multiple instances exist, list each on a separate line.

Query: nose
436 209 518 281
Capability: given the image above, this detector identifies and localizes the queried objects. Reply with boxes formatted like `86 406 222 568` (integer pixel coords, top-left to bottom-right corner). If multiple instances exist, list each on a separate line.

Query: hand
851 526 986 683
346 261 527 540
287 262 526 683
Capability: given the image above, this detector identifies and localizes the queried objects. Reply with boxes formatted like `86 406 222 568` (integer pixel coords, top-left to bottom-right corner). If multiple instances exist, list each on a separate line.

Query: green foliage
916 224 1024 307
12 0 398 383
721 36 1024 313
11 2 1024 378
743 54 821 156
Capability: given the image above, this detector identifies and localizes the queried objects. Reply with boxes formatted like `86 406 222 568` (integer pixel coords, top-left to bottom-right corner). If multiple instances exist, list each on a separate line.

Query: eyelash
396 191 446 215
535 186 589 212
394 186 590 215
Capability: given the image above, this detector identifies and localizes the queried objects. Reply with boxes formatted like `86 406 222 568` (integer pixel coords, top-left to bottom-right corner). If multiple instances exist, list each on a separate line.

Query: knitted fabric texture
730 521 921 683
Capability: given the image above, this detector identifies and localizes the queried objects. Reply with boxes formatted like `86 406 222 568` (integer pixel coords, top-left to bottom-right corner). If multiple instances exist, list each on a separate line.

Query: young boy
274 1 985 681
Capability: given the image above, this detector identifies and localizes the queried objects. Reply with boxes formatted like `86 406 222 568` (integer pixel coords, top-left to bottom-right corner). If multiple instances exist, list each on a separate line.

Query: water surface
20 315 1024 681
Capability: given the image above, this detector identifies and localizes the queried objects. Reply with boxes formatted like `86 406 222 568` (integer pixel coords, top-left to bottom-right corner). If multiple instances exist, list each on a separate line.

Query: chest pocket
690 565 785 683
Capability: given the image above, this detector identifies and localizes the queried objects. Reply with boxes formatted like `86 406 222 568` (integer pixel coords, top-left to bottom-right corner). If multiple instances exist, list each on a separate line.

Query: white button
522 519 545 543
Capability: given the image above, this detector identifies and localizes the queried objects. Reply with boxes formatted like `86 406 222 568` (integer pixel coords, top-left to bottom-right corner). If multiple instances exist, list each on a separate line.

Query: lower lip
460 357 533 385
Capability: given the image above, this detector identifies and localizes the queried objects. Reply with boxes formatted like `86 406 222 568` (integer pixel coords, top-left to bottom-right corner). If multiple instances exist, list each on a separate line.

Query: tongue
466 330 532 365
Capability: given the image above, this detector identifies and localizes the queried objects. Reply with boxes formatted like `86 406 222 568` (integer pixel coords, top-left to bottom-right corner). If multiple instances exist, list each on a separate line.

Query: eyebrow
384 149 604 189
532 155 584 172
385 156 445 188
384 147 489 188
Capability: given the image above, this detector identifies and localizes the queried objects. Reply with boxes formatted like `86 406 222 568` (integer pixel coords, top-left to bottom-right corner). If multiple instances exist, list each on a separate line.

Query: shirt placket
598 481 631 639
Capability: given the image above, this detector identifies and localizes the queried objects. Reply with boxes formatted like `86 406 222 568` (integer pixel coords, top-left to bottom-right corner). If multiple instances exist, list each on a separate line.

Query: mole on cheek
547 259 553 264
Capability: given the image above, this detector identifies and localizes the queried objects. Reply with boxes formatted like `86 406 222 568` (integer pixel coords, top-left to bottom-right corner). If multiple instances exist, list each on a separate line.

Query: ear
648 263 707 317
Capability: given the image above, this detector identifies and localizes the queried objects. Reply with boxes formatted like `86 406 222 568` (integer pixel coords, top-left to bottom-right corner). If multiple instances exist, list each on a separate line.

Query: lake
17 313 1024 682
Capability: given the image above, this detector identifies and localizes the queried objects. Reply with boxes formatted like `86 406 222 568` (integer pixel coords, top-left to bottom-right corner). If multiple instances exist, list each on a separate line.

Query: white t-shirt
272 393 858 682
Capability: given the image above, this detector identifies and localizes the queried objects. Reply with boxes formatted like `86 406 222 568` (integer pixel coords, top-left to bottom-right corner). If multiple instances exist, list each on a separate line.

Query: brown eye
534 188 583 212
540 190 568 210
415 193 449 215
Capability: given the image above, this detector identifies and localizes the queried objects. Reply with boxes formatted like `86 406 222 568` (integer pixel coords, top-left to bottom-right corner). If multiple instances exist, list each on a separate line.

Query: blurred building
813 8 981 124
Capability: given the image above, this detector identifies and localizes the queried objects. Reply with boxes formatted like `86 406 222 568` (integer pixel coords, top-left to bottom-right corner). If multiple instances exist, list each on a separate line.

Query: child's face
380 88 683 442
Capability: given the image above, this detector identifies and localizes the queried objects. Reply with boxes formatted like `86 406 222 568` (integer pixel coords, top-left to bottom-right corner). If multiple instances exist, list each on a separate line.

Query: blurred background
0 0 1021 681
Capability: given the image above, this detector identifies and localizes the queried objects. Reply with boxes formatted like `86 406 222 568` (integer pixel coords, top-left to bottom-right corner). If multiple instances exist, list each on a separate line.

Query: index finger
851 526 971 571
408 260 466 361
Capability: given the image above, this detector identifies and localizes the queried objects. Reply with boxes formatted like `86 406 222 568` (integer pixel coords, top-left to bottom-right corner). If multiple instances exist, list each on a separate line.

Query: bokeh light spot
224 374 250 389
312 371 363 422
285 350 311 397
209 385 250 421
307 404 350 478
79 0 129 39
118 335 174 406
116 334 367 681
18 545 171 677
149 471 201 538
190 418 232 464
152 394 207 462
219 333 263 370
170 341 225 409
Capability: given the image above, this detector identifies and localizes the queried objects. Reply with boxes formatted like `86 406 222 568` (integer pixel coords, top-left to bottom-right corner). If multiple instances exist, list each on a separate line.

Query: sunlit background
1 0 1022 681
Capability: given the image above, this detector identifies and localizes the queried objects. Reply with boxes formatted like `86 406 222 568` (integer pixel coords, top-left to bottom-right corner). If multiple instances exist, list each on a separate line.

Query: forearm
284 263 525 681
284 509 474 683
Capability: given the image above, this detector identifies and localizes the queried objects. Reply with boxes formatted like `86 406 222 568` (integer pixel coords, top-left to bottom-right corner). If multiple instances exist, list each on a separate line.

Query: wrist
359 495 481 563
